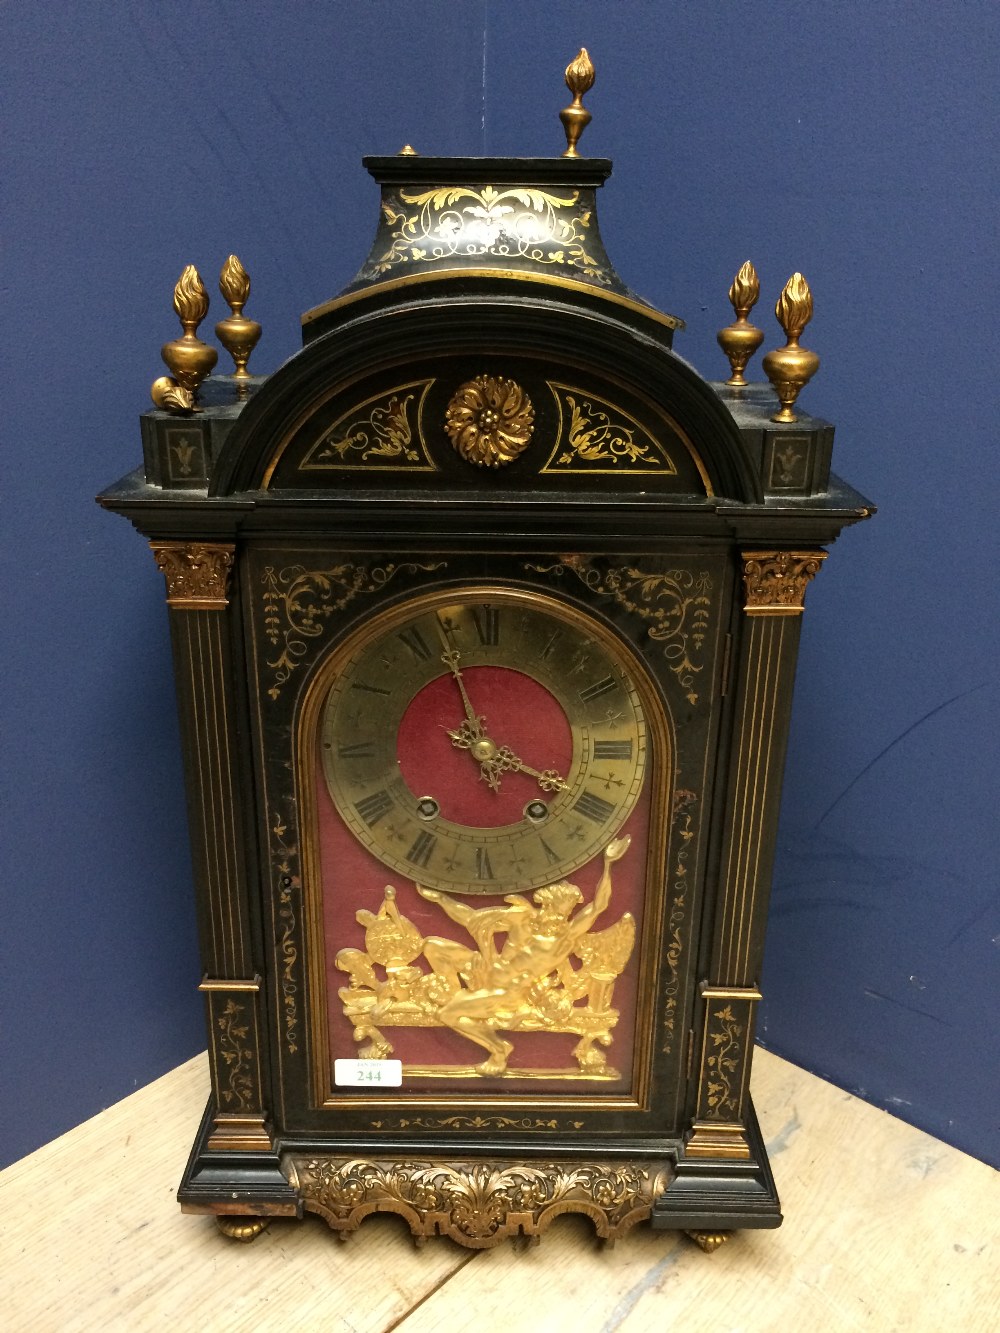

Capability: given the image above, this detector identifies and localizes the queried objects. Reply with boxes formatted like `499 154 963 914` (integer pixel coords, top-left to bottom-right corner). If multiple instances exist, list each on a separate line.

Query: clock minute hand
441 647 509 792
440 648 485 734
492 745 568 793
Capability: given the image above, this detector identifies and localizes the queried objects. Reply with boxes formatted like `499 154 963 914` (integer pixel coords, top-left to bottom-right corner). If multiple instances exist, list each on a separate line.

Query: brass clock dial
320 591 648 894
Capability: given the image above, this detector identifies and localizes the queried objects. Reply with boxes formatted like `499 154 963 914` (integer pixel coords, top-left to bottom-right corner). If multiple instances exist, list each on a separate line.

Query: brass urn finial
159 265 218 406
560 48 595 157
397 144 419 156
215 254 262 390
717 261 765 387
762 273 820 423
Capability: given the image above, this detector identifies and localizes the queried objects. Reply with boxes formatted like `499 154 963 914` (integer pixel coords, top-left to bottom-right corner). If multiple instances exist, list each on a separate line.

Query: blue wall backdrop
3 1 997 1169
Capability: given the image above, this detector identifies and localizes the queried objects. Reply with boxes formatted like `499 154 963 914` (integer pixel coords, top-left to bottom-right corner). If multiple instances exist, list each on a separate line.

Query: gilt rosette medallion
445 375 535 467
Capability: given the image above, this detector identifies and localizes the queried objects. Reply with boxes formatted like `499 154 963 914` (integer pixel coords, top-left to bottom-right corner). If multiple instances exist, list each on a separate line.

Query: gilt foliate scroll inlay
445 375 534 468
703 1004 744 1119
199 980 266 1114
214 1000 255 1111
742 549 826 615
260 792 304 1056
289 1155 668 1247
301 382 436 471
542 385 678 474
692 986 761 1136
661 788 699 1055
526 558 713 705
261 560 445 699
369 1114 572 1132
361 184 612 286
259 788 305 1056
150 541 234 609
166 431 198 478
559 395 657 468
336 838 635 1079
277 867 301 1055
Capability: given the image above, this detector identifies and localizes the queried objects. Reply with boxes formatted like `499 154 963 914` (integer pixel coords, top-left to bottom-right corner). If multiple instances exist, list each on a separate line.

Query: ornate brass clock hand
448 726 504 792
440 646 568 793
490 745 568 792
447 721 566 793
440 646 510 792
440 648 488 736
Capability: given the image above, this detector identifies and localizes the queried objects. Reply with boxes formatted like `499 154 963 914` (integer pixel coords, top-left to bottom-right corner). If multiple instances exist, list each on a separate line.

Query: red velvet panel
315 665 653 1098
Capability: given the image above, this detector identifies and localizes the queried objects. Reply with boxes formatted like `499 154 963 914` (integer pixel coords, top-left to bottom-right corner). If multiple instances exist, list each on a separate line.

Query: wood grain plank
1 1049 996 1332
0 1055 469 1333
391 1050 1000 1332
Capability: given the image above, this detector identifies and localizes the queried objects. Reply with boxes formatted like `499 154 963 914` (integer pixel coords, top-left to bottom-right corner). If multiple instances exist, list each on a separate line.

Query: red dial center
396 665 573 828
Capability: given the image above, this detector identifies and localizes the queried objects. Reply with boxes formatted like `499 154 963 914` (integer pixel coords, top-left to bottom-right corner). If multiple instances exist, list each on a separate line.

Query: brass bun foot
685 1230 731 1254
215 1215 270 1243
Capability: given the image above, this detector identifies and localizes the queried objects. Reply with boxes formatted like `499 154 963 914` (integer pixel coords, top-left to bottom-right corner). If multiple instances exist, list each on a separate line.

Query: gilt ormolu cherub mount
337 836 635 1079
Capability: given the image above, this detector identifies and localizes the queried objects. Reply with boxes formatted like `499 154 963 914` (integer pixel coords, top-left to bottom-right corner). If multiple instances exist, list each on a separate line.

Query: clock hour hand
439 645 567 794
447 718 504 792
447 721 566 794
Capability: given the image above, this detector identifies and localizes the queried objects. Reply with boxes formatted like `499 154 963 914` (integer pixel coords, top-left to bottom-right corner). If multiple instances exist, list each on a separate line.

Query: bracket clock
99 52 874 1252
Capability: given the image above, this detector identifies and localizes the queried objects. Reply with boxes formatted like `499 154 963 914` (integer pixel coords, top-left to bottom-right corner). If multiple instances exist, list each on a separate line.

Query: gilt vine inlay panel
214 999 255 1111
359 185 612 286
661 788 699 1055
261 561 446 700
525 558 713 704
541 385 678 475
299 383 436 472
703 1004 744 1119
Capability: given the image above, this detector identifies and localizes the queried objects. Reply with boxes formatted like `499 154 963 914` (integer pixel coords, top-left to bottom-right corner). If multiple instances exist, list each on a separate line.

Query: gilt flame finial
774 272 814 342
762 273 820 422
172 265 210 331
729 261 761 320
216 254 261 387
219 254 251 312
560 48 595 157
156 265 217 409
718 260 765 387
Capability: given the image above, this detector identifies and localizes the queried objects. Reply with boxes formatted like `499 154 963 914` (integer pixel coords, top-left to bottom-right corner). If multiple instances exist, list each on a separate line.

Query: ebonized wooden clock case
100 145 873 1251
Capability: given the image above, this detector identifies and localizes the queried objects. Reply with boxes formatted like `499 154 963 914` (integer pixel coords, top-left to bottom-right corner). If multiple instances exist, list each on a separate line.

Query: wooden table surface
2 1048 996 1331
